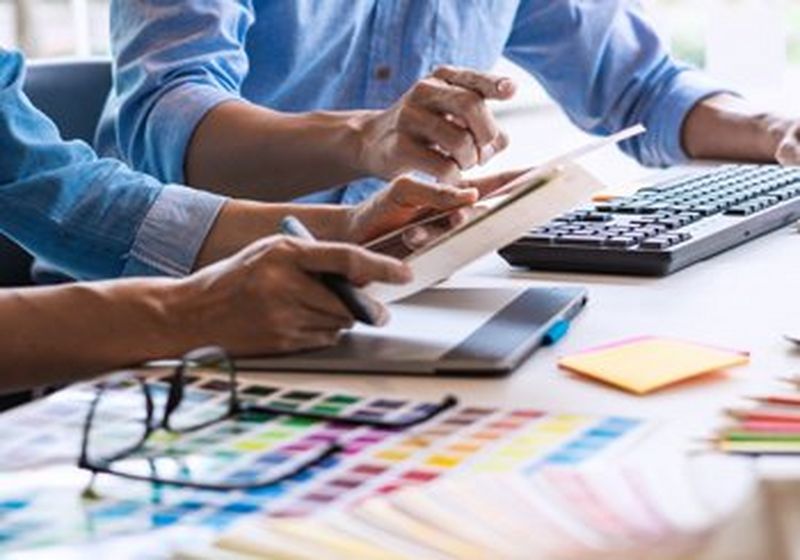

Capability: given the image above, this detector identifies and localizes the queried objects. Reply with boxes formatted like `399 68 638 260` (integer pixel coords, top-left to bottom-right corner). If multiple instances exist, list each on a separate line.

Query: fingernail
480 144 495 164
399 264 413 282
407 227 430 246
373 305 390 327
461 187 480 201
497 79 514 96
389 263 413 283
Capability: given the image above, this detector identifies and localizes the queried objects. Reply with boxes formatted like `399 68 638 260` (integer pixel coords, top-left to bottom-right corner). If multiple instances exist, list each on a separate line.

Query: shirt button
375 65 392 80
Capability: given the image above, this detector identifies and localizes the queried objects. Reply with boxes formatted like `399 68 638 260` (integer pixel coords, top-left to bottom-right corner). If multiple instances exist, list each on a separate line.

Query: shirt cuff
645 70 735 166
122 184 227 277
147 84 240 184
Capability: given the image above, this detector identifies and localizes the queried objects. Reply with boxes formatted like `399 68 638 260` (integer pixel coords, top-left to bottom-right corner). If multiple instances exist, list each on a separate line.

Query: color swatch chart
0 373 650 554
211 457 755 560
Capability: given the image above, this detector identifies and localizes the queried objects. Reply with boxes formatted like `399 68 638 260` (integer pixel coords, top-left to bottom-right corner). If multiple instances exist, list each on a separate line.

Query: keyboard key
724 205 756 216
630 217 659 225
654 217 686 229
639 225 668 237
685 212 704 222
664 233 690 245
605 237 638 248
581 212 614 222
557 235 606 246
624 233 646 243
691 204 723 216
640 238 672 250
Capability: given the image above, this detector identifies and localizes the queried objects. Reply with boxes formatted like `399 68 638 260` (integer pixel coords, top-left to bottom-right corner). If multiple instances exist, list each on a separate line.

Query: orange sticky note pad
558 336 749 395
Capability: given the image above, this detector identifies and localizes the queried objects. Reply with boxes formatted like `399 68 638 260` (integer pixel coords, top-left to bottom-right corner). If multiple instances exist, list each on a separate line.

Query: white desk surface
246 229 800 453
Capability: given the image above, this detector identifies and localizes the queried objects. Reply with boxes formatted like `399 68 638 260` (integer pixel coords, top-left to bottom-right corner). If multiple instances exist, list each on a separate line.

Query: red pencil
726 407 800 423
748 395 800 407
739 420 800 433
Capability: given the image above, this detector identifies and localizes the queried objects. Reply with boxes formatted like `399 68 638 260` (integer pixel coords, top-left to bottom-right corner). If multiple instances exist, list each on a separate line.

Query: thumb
776 133 800 166
459 168 532 198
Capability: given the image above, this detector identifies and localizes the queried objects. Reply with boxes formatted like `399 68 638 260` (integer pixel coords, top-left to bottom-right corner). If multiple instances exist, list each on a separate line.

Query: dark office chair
0 59 113 289
23 59 112 145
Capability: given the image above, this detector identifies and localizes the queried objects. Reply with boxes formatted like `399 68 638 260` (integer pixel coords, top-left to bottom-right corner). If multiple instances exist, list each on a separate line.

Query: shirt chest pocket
432 0 519 70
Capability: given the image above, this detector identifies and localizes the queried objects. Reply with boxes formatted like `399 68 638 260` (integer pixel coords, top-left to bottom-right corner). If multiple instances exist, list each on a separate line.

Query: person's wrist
103 278 205 363
346 110 386 178
292 205 356 242
683 95 790 163
155 277 212 353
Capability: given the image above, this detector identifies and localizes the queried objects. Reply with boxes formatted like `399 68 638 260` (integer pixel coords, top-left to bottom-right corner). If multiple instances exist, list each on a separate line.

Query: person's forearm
193 199 354 269
186 101 376 201
682 94 791 162
0 279 195 392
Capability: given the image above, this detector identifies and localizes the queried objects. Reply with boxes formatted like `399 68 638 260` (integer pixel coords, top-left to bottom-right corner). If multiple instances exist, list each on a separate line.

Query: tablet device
362 125 646 303
237 286 587 376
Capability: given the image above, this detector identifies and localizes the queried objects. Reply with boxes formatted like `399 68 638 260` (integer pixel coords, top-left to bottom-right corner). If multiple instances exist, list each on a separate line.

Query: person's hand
354 66 517 183
775 121 800 165
344 176 478 244
343 169 531 246
178 236 411 355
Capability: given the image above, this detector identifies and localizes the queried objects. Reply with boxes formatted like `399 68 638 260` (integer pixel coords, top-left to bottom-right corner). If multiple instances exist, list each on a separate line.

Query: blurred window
2 0 797 107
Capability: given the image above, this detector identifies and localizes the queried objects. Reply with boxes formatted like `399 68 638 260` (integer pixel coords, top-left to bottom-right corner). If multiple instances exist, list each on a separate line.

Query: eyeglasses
78 346 457 492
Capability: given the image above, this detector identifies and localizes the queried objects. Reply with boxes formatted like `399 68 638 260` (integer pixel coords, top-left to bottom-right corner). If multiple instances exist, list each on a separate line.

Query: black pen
280 215 379 326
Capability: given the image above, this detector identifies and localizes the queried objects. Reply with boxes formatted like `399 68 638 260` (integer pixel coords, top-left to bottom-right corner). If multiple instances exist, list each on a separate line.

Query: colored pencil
717 430 800 443
739 420 800 433
713 439 800 454
725 407 800 423
747 395 800 407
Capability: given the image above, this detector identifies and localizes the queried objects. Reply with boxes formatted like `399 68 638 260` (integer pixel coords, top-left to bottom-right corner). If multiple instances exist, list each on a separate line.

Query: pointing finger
433 65 517 100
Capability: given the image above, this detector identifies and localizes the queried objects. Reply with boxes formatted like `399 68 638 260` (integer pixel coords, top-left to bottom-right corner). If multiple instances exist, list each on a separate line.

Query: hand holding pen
281 216 397 326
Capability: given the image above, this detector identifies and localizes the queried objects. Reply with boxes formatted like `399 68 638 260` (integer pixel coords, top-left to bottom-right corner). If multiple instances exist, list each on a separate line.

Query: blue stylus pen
280 215 379 326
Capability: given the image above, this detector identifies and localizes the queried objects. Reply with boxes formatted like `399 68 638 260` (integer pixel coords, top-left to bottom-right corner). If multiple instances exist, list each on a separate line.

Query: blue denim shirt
0 50 225 280
97 0 725 204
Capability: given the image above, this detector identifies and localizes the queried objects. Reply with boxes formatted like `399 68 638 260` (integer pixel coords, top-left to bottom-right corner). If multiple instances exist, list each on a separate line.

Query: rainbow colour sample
0 374 650 553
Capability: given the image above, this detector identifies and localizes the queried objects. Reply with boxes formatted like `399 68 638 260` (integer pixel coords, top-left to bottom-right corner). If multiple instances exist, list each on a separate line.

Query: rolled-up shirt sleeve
122 184 224 277
96 0 255 184
504 0 732 167
0 50 226 280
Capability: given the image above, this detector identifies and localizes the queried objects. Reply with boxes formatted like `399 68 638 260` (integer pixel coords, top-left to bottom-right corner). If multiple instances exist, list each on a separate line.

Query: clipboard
237 286 587 376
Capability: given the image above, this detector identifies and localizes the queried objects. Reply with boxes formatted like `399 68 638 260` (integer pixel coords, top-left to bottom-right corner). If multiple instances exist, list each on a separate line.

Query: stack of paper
193 457 755 560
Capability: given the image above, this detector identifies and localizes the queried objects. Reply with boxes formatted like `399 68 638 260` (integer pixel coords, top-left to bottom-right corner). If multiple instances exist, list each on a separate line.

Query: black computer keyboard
500 165 800 276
